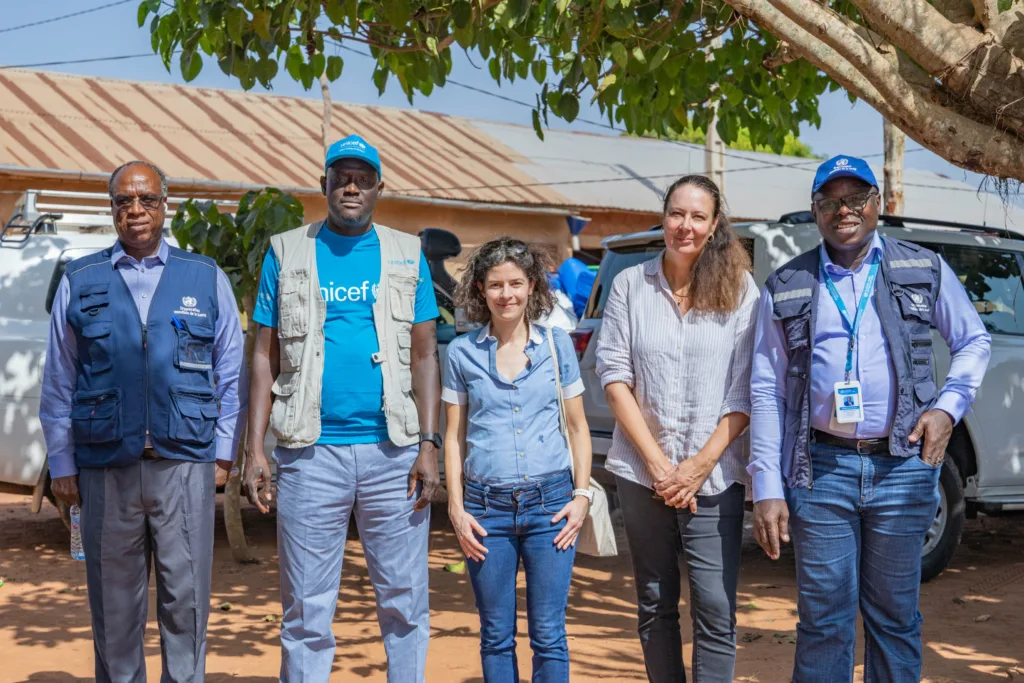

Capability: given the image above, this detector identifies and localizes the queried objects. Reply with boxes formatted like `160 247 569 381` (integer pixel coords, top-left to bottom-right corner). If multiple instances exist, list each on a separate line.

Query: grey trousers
617 477 745 683
79 458 216 683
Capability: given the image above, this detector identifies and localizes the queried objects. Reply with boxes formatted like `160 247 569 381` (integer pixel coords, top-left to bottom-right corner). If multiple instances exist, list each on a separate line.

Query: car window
938 245 1024 336
585 243 664 319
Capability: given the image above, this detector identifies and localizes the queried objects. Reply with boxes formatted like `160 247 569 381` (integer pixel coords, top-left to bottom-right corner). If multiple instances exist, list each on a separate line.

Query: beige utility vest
268 222 423 449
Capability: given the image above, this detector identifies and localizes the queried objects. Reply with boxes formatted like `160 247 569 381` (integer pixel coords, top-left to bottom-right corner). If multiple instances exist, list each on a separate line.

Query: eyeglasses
814 191 878 215
113 194 164 211
331 170 379 191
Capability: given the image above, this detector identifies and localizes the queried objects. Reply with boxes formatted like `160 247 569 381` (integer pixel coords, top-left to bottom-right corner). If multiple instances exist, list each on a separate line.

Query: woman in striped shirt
596 175 759 683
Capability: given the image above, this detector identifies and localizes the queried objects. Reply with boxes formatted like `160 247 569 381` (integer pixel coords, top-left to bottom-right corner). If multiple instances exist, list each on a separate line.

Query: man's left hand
215 461 231 488
408 443 444 511
908 409 954 466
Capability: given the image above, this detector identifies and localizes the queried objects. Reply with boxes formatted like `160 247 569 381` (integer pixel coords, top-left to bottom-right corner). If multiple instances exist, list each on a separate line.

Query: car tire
921 454 965 583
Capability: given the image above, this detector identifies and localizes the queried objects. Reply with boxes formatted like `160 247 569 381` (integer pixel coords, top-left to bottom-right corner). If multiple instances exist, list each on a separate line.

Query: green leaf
180 50 203 81
324 0 346 24
596 73 617 94
285 48 303 80
299 62 315 89
559 92 580 123
556 0 571 14
426 36 439 56
326 55 343 81
531 59 547 84
649 45 670 71
488 57 501 81
225 7 246 47
516 59 529 79
137 1 151 28
255 58 279 86
452 0 472 29
372 67 388 94
251 10 271 40
632 46 647 66
611 42 628 69
310 52 326 77
532 108 545 140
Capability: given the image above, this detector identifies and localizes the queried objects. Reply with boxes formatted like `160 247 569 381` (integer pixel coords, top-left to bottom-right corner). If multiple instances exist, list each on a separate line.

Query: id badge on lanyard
822 252 880 428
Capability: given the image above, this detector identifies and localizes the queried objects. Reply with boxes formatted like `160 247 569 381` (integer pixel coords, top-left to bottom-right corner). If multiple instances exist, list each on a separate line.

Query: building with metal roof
1 68 1020 255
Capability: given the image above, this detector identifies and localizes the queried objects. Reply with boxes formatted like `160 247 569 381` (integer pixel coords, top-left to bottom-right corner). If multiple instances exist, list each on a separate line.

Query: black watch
420 432 443 449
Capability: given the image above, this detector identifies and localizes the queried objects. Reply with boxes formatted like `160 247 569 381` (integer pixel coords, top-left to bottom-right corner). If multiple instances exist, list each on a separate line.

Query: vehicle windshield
584 241 665 319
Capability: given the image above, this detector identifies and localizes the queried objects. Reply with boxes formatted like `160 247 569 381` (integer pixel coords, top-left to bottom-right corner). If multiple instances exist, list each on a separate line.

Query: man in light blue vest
40 161 247 682
244 135 442 682
748 155 991 682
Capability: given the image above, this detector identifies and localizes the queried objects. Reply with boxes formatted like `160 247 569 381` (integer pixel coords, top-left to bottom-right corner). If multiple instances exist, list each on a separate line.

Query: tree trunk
223 295 258 564
320 71 332 154
883 118 906 215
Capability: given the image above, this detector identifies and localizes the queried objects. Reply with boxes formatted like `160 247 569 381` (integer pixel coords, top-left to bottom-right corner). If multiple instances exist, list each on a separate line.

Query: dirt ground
1 492 1022 683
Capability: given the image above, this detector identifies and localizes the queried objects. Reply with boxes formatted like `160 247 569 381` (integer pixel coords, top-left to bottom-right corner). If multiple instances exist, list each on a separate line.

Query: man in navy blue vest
40 161 247 683
748 155 991 682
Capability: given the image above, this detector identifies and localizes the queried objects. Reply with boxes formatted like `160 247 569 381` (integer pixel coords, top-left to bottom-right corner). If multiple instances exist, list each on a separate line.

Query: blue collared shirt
40 239 248 478
442 323 584 486
749 232 992 501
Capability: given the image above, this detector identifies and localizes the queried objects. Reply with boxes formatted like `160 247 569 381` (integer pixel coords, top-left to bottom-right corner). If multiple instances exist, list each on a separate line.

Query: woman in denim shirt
442 237 593 683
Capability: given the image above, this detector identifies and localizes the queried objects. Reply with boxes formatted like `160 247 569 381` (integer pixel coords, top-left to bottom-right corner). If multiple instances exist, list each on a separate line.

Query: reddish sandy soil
1 492 1022 682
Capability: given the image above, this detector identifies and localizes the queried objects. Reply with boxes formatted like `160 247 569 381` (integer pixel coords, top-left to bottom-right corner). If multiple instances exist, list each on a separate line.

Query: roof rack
1 189 238 248
878 214 1014 239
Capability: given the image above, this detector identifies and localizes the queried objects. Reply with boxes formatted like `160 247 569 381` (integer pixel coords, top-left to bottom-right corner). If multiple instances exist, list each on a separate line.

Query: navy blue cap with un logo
812 155 878 195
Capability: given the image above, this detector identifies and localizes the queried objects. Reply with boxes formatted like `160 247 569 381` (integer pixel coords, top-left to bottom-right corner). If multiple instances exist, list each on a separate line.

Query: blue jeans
275 442 430 683
786 444 941 683
464 470 577 683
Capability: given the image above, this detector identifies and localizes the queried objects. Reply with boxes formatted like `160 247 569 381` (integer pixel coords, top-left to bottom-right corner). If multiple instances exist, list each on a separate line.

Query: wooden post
883 118 905 215
223 294 257 563
320 71 332 154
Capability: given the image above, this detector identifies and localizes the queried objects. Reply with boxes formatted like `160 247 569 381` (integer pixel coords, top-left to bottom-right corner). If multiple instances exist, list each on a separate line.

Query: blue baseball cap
812 154 878 195
325 135 382 177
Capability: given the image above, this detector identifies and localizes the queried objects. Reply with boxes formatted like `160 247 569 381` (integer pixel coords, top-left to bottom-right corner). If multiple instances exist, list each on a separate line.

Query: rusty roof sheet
0 68 570 207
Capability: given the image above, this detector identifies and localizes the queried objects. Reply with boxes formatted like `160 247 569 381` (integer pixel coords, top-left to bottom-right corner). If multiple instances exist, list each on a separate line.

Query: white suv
570 214 1024 581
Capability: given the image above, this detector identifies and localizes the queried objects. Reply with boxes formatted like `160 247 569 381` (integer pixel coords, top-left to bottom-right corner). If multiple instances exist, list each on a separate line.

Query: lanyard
820 251 880 382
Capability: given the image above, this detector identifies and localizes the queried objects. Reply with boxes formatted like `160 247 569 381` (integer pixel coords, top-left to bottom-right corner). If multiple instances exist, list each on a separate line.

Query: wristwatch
420 432 443 449
573 488 594 505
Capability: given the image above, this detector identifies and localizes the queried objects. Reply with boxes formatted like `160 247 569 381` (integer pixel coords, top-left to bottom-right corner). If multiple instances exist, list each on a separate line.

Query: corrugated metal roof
470 120 1024 232
0 69 569 207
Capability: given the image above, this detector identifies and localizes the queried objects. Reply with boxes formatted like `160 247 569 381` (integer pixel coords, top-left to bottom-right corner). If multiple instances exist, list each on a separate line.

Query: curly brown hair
455 237 555 324
662 175 752 314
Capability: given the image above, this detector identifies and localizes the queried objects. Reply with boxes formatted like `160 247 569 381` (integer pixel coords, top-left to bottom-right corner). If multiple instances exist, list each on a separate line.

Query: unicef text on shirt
320 281 379 303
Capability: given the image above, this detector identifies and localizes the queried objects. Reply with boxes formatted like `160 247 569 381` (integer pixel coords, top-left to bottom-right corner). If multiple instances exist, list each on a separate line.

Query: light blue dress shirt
442 323 584 486
41 239 248 478
749 233 992 501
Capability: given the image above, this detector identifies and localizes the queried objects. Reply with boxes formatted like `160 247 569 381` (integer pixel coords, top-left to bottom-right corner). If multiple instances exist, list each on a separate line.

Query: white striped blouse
595 254 759 496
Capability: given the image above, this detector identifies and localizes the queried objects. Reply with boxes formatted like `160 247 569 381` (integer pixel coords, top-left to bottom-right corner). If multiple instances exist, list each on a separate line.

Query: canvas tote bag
546 327 618 558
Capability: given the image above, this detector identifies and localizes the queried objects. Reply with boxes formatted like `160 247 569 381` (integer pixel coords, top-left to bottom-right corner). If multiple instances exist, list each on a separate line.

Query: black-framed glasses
814 190 878 215
113 194 164 211
331 169 379 191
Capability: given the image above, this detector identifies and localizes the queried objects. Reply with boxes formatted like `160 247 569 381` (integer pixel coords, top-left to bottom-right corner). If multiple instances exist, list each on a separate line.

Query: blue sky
0 1 1005 194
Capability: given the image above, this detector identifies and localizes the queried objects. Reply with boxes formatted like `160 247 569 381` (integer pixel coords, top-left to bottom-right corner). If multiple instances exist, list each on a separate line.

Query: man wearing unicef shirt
244 135 443 681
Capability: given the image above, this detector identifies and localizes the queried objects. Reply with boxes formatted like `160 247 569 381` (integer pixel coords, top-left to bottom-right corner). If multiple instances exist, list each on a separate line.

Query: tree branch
971 0 1000 28
932 0 980 26
762 40 799 71
725 0 1024 180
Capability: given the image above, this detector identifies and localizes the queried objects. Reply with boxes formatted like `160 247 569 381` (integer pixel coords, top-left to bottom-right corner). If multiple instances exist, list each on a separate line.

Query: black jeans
617 477 745 683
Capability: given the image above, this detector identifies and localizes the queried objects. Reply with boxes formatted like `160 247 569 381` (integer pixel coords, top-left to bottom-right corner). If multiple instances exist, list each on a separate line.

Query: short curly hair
455 237 555 324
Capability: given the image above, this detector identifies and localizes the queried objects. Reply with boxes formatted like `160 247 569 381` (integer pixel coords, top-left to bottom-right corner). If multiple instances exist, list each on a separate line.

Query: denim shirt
442 323 584 486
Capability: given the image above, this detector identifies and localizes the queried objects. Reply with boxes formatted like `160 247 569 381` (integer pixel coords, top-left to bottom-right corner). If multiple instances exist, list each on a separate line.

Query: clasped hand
653 455 712 512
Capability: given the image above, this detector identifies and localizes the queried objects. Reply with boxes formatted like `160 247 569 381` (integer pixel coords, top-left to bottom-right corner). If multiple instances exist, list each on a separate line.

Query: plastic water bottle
70 504 85 561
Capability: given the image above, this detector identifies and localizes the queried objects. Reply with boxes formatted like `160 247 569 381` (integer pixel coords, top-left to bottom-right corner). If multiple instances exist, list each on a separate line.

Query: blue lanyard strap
820 251 881 382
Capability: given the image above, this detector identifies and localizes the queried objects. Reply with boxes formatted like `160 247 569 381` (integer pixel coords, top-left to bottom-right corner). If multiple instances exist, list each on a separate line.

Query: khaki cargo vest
268 222 423 448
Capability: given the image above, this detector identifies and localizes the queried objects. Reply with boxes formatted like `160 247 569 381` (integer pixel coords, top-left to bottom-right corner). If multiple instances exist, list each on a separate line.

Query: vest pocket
174 320 214 371
78 283 109 312
279 271 310 338
397 329 412 364
70 388 122 444
169 386 219 445
914 380 937 410
80 320 113 374
389 275 417 322
270 372 300 438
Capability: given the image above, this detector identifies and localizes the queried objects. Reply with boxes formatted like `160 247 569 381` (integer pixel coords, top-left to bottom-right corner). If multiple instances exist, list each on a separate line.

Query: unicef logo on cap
835 158 850 167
